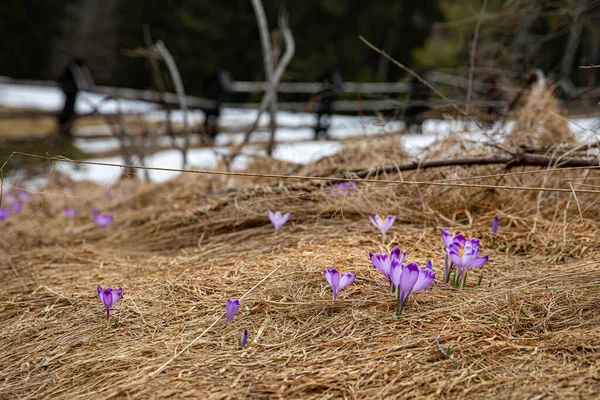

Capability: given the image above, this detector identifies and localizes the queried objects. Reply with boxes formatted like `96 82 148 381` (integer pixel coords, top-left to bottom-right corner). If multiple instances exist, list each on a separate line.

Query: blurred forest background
1 0 599 94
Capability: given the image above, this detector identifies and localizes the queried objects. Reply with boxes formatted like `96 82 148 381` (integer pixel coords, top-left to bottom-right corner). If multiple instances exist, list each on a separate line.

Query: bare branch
226 3 295 168
155 40 190 169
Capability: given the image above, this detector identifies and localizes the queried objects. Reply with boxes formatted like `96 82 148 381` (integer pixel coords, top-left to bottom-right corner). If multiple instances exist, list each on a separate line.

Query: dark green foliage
0 0 597 91
0 0 74 79
114 0 442 94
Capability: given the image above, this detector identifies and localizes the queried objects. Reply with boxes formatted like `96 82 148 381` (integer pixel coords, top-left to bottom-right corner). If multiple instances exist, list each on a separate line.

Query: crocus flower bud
226 298 240 323
240 328 249 347
491 216 499 234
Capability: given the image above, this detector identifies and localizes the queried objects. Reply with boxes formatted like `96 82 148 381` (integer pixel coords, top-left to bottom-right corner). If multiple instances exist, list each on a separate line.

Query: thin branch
250 0 277 159
12 151 600 195
359 35 468 119
155 40 190 169
267 10 294 156
226 4 295 167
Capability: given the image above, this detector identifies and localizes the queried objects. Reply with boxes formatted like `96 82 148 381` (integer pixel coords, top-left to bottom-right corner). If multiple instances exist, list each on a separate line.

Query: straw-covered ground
1 93 600 399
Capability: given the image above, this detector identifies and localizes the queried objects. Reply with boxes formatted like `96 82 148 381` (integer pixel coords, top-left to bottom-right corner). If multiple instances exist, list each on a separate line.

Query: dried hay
506 81 576 147
1 124 600 399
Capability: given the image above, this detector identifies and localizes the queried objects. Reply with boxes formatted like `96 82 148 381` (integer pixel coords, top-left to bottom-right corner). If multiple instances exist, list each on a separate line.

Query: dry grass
1 105 600 399
0 113 110 138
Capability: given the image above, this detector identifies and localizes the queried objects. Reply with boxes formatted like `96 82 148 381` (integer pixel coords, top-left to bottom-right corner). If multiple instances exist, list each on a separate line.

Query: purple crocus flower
448 239 488 287
332 181 357 196
390 262 420 318
369 247 406 287
240 328 249 347
491 216 499 235
97 285 123 321
389 260 434 318
441 230 479 284
92 209 113 229
0 207 10 221
267 210 290 234
63 207 77 218
10 202 23 214
4 193 16 204
226 298 240 323
323 268 356 302
369 214 396 243
18 192 31 202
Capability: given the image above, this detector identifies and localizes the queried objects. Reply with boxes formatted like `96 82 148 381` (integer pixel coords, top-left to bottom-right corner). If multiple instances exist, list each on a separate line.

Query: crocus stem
395 290 401 319
381 233 386 245
461 271 468 289
443 253 450 284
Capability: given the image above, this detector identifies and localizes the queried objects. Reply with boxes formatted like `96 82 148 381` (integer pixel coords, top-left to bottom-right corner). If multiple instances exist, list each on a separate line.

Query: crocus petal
382 215 395 231
339 272 356 291
448 252 463 269
368 216 379 229
398 250 407 266
442 230 453 247
390 259 403 286
390 247 401 260
453 234 466 246
325 268 340 300
280 212 290 225
425 259 433 270
370 252 385 275
97 285 103 300
399 263 419 305
102 288 114 309
267 210 275 223
324 268 334 288
413 267 435 293
465 238 480 249
112 287 123 303
466 255 489 269
492 216 499 234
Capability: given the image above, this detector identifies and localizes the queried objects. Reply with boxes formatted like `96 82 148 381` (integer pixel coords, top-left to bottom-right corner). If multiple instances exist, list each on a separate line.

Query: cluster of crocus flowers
390 260 434 318
2 191 31 217
267 210 290 234
370 247 434 318
331 181 357 196
226 298 240 323
369 247 406 291
93 209 114 229
442 230 488 288
369 214 396 243
97 285 123 326
323 268 356 302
